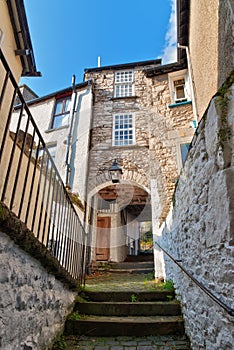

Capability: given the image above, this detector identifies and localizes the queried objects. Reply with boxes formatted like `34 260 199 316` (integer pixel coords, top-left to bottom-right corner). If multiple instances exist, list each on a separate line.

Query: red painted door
96 216 111 261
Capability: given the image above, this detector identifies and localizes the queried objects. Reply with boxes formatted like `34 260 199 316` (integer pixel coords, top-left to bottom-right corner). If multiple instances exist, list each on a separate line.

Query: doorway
96 216 111 261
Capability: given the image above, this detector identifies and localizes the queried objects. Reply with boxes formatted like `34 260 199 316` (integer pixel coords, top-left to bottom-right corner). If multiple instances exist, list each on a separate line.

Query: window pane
64 99 71 112
176 86 185 99
52 114 69 129
180 143 190 164
55 101 63 115
113 114 134 146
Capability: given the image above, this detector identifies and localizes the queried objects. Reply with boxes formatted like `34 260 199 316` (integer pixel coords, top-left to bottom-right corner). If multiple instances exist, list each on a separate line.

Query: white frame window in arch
112 113 135 146
114 70 134 97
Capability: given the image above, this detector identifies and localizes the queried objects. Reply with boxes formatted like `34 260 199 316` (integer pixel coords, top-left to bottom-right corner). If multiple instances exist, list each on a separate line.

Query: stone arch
88 156 151 195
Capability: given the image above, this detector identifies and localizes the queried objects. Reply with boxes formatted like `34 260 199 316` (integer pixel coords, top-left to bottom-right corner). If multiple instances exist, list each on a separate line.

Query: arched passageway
88 181 152 264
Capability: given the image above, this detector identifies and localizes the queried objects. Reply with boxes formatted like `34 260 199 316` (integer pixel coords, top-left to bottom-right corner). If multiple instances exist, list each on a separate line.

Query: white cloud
162 0 177 64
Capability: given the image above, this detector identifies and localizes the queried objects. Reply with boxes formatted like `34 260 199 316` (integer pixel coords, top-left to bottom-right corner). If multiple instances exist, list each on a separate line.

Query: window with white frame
114 70 134 98
169 70 191 105
176 140 191 172
113 114 135 146
51 95 71 129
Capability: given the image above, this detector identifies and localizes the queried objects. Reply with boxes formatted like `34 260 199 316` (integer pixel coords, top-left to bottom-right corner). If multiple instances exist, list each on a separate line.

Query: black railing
155 240 234 316
0 48 86 282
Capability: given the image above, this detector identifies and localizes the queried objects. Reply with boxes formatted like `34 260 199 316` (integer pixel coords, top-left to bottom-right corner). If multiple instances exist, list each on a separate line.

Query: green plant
52 335 67 350
130 294 137 302
167 295 173 301
214 69 234 150
147 270 155 279
69 311 81 320
161 279 174 292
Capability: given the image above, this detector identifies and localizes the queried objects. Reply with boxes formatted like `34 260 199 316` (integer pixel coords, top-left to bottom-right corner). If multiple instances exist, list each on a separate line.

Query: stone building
12 57 195 265
84 59 195 264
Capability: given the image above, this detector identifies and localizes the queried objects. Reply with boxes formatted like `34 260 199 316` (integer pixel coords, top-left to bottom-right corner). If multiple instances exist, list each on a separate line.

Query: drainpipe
178 44 198 126
65 75 77 187
82 80 95 283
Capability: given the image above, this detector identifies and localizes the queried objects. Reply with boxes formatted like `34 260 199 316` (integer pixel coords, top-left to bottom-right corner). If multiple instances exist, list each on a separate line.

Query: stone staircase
94 253 155 274
63 254 190 349
65 289 185 337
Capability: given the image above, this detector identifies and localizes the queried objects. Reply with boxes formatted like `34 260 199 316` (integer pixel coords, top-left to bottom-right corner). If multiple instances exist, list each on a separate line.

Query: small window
51 96 71 129
180 143 190 165
174 78 186 103
114 70 134 98
169 70 191 105
113 114 135 146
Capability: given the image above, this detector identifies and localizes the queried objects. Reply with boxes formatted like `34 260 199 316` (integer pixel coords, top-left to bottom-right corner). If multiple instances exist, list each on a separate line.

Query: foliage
215 69 234 150
160 279 174 292
66 187 84 211
52 335 67 350
69 311 81 320
130 294 137 302
167 295 173 301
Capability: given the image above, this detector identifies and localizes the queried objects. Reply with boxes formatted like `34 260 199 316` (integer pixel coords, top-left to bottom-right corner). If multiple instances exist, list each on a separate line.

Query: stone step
65 315 185 337
109 261 154 270
65 335 191 350
76 301 181 316
124 253 154 262
107 267 154 274
84 290 175 302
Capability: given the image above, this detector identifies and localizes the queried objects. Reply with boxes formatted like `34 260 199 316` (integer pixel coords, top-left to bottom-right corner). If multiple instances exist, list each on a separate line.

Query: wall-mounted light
108 159 123 183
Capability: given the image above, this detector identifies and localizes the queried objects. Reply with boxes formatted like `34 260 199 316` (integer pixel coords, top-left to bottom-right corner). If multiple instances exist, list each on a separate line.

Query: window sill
168 100 192 108
111 144 148 150
111 96 138 101
45 125 69 133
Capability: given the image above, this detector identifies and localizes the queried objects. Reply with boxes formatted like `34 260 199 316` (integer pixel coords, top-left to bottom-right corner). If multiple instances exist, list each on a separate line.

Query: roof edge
84 58 162 73
14 80 92 108
144 61 187 77
7 0 41 77
177 0 190 63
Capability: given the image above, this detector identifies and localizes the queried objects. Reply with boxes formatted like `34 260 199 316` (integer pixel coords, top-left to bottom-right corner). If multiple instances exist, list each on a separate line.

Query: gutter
7 0 41 76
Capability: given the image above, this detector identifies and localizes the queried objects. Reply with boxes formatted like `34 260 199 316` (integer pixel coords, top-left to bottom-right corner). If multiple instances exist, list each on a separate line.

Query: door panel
96 216 110 261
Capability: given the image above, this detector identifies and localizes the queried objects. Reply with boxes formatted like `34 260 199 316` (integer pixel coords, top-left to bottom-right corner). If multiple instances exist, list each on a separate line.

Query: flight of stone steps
63 254 191 349
65 289 186 337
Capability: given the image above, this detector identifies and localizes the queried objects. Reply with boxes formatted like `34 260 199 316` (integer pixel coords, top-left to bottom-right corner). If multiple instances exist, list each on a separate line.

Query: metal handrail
0 48 86 282
155 240 234 316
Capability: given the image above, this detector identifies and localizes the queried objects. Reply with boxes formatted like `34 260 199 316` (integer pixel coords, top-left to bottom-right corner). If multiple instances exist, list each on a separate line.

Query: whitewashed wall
154 85 234 349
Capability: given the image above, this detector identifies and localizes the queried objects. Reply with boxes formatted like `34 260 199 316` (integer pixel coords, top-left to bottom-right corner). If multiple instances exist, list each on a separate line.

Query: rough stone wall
0 231 76 350
158 83 234 349
85 65 194 226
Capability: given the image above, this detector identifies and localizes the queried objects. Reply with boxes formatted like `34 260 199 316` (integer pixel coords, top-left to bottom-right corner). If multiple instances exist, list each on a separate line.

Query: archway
87 180 152 264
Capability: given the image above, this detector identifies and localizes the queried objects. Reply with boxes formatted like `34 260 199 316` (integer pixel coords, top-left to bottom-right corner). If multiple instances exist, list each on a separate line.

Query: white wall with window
112 114 135 146
114 70 134 98
168 69 191 105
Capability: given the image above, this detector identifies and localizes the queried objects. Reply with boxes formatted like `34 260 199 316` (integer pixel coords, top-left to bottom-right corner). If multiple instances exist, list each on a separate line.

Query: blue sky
21 0 177 97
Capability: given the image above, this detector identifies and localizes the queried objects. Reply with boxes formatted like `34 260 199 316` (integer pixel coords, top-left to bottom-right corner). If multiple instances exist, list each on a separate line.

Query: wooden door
96 216 111 261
